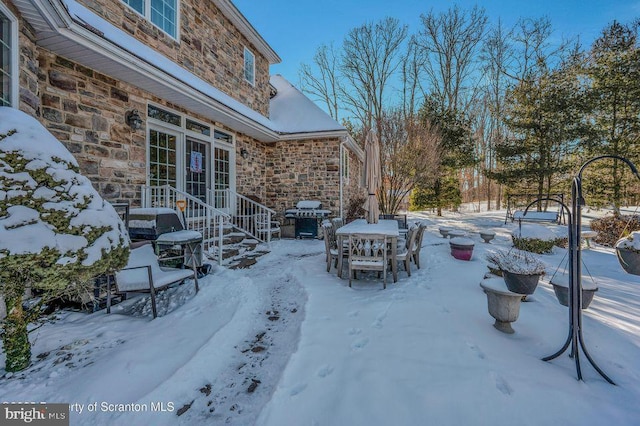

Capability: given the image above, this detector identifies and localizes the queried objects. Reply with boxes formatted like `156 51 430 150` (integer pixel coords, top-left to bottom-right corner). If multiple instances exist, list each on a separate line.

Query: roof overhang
13 0 281 141
11 0 360 153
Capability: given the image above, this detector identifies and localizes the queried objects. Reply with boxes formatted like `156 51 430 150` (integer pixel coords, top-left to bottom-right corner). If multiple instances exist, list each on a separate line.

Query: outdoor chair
254 213 281 241
331 217 344 229
110 244 198 318
348 233 388 289
322 222 348 272
411 223 427 269
393 226 417 277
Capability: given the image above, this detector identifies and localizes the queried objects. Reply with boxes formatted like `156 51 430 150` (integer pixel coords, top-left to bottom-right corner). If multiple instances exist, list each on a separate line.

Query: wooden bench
109 244 198 318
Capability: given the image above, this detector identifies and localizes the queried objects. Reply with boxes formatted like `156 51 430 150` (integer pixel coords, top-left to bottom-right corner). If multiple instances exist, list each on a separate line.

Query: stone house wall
5 0 363 217
264 138 343 216
76 0 271 116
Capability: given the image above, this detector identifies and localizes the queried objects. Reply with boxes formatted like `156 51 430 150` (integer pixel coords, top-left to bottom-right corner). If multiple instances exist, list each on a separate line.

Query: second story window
0 5 17 107
122 0 178 39
243 47 255 85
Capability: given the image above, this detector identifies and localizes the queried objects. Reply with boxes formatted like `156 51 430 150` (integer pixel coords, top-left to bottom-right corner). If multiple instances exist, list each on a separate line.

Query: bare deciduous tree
341 17 408 133
418 5 488 113
378 109 442 214
299 43 341 120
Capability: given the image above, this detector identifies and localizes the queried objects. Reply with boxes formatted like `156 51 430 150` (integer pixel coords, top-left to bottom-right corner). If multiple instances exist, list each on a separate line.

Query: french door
186 138 210 203
148 126 234 212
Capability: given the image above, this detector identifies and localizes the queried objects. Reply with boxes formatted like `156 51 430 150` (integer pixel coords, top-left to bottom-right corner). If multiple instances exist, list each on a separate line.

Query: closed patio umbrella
362 130 381 224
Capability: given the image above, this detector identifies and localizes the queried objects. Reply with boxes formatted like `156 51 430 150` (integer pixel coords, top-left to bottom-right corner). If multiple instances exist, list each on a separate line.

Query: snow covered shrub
485 249 546 276
511 224 564 254
590 214 640 247
0 107 129 372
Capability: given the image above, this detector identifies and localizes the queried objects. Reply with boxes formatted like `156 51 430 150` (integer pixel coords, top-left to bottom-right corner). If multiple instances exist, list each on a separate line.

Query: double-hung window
122 0 178 39
0 4 17 107
243 47 255 85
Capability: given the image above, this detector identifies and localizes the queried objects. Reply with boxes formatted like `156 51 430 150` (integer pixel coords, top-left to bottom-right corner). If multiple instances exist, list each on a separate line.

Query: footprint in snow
347 310 359 318
490 371 514 396
466 341 486 359
351 337 369 350
317 365 334 378
347 328 362 336
290 383 307 396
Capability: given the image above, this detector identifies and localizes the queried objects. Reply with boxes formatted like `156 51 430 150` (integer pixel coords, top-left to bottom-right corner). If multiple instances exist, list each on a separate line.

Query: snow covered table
336 219 399 282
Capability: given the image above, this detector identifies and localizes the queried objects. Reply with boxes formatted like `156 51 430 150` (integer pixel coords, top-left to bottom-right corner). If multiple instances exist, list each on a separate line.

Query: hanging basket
549 275 598 309
615 233 640 276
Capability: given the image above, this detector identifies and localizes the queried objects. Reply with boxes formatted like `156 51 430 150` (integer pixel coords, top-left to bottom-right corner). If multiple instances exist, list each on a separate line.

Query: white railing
210 189 278 242
141 185 230 264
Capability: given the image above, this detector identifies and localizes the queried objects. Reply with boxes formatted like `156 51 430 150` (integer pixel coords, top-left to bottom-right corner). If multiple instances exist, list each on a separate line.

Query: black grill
284 201 331 239
128 208 184 241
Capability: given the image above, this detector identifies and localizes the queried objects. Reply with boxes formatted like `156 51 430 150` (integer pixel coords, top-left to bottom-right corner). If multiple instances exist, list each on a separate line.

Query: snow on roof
62 0 273 130
61 1 345 141
269 75 345 135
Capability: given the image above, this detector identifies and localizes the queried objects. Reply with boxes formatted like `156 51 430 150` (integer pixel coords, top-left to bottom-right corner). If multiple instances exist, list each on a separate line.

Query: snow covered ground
2 210 640 426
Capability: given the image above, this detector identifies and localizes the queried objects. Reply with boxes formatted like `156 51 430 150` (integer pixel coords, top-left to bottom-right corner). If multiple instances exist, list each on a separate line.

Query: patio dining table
335 219 400 282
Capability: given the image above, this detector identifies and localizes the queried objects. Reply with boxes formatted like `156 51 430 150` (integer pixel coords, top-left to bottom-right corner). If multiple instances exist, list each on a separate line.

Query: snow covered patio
2 210 640 425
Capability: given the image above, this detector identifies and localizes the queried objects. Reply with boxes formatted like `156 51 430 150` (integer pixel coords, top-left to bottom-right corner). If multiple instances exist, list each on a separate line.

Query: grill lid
296 200 322 209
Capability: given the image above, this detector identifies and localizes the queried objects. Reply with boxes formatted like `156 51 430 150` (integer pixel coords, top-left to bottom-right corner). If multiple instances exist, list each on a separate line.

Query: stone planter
447 229 466 239
502 271 541 295
480 231 496 243
480 278 525 334
450 237 475 261
439 226 452 238
550 276 598 309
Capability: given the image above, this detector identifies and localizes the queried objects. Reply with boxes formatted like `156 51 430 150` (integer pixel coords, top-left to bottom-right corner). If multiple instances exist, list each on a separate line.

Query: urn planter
479 231 496 243
480 278 525 334
447 229 466 239
438 226 452 238
449 237 474 261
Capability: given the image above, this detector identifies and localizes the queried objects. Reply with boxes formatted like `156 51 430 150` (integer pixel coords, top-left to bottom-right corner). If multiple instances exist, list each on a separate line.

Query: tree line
299 6 640 214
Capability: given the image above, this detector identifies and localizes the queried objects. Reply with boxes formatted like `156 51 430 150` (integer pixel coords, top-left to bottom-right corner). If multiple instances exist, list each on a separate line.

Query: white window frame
146 103 237 198
243 47 255 86
121 0 180 41
0 3 18 108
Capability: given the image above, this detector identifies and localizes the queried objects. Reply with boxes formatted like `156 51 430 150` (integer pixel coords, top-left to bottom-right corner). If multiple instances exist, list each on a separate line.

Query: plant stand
480 277 525 334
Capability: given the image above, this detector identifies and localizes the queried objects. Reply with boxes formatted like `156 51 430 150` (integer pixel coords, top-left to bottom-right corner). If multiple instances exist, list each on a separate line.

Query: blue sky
233 0 640 85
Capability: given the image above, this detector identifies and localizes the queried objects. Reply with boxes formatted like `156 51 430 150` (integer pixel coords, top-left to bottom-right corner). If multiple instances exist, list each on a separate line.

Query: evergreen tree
411 100 476 214
488 53 584 206
580 20 640 210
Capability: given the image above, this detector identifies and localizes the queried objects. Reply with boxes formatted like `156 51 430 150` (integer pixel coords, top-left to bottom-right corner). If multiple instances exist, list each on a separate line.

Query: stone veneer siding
76 0 271 116
264 138 343 216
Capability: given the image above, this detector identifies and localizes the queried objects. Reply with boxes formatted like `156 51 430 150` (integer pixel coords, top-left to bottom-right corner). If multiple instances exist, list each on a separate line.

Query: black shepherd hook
541 155 640 385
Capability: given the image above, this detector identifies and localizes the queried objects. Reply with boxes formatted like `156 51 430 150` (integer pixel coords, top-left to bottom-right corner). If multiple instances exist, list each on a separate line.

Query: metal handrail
209 188 277 242
141 185 230 264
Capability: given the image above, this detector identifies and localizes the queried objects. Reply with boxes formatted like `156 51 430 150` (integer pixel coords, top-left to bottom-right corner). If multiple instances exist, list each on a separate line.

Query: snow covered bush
0 107 129 372
511 224 565 254
485 249 546 276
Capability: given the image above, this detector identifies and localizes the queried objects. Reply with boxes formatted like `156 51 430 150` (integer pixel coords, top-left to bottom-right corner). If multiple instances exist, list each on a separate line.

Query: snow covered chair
109 244 198 318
